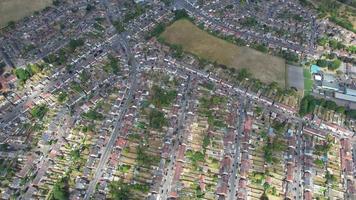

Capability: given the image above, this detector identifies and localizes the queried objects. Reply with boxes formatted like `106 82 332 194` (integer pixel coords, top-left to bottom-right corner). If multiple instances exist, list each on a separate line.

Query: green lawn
303 68 313 95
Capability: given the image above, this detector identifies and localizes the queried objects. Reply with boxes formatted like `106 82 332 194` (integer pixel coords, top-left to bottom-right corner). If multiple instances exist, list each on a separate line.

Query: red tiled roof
41 93 51 99
169 191 178 198
240 160 250 179
216 184 228 196
287 164 294 182
49 149 57 159
199 175 206 192
221 156 231 169
25 100 34 109
238 179 247 188
116 137 126 149
303 127 327 138
304 191 312 200
177 144 186 162
173 162 183 183
244 117 252 133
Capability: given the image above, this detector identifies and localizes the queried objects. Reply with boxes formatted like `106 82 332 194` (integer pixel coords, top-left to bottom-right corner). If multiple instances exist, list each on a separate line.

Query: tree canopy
51 177 69 200
31 104 49 120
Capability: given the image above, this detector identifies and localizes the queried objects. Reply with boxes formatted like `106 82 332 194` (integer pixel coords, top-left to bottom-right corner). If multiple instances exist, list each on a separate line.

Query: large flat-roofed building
323 73 336 82
346 88 356 96
322 81 339 91
335 92 356 102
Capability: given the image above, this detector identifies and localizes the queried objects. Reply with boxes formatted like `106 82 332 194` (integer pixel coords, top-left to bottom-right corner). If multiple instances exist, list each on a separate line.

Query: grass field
161 19 286 87
0 0 52 28
303 68 313 95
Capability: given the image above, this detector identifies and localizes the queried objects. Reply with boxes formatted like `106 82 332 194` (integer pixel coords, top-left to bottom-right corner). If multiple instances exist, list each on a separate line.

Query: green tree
237 68 251 81
346 109 356 119
148 108 167 129
150 85 177 108
149 23 166 38
57 92 68 103
174 9 191 21
52 177 69 200
325 100 337 110
15 68 30 83
316 59 328 68
328 59 341 70
347 45 356 54
31 104 49 120
79 71 91 83
7 21 15 29
335 106 345 114
68 38 85 52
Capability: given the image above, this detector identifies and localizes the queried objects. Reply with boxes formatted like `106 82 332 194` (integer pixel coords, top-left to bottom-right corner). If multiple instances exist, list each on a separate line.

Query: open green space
303 68 313 95
160 19 286 87
0 0 53 28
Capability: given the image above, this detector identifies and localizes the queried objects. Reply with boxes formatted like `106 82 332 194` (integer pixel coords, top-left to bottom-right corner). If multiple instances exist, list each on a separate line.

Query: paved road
84 33 140 200
21 107 70 199
228 98 246 200
0 36 117 130
294 122 304 200
158 75 192 200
